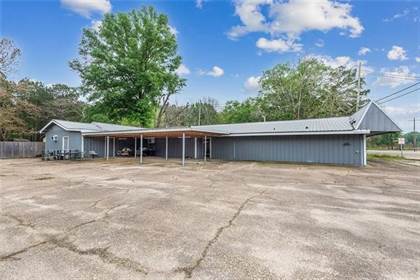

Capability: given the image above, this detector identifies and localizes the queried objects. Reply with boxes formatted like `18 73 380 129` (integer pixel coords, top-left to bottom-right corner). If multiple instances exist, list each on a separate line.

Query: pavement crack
89 199 104 209
176 190 266 278
0 241 49 261
68 219 97 232
50 237 148 275
67 204 125 233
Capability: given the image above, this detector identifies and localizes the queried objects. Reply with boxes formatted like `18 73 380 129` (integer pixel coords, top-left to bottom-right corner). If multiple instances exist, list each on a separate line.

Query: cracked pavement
0 158 420 279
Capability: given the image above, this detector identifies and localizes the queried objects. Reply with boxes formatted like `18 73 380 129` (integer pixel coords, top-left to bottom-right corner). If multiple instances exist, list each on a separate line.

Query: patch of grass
367 154 404 161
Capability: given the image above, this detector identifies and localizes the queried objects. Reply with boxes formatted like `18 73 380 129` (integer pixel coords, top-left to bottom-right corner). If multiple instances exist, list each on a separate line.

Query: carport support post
182 133 185 166
134 137 137 158
363 134 367 166
106 136 109 160
209 137 212 159
140 134 143 164
113 137 115 158
165 136 168 160
194 137 197 159
204 135 207 162
81 135 84 159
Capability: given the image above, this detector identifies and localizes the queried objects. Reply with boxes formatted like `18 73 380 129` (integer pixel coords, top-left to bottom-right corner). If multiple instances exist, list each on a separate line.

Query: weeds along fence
0 142 44 159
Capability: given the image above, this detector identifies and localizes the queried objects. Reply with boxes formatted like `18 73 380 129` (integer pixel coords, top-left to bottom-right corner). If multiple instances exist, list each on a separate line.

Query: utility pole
198 101 201 126
409 118 419 152
356 61 362 111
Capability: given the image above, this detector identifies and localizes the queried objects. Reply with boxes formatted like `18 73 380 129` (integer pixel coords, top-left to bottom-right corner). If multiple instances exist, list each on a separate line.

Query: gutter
222 130 371 137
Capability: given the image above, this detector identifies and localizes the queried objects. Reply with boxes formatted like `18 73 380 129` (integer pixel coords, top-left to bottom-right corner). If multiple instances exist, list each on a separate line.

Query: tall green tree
70 7 185 127
259 59 369 121
0 77 85 140
0 78 40 140
220 98 263 124
159 98 220 127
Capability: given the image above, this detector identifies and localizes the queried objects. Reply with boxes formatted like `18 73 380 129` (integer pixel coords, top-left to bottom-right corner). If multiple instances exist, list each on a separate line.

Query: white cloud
358 47 371 56
175 64 190 76
205 66 224 77
376 66 417 88
306 54 374 77
315 39 324 48
228 0 363 40
383 8 410 22
228 0 271 39
169 25 178 36
387 45 408 61
244 76 261 92
61 0 111 18
415 57 420 63
256 37 302 53
196 0 204 9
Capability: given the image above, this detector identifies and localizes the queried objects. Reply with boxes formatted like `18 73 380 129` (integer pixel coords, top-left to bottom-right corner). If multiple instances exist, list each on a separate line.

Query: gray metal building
40 102 401 166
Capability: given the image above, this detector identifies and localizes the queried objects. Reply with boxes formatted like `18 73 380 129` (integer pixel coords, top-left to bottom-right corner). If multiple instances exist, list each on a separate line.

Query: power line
377 87 420 104
381 74 420 81
375 81 420 102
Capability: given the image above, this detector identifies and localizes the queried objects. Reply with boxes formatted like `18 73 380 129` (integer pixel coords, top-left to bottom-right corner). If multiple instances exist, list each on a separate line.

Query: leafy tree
70 7 185 127
0 77 85 140
186 98 220 126
0 38 21 78
220 98 263 123
320 65 369 117
0 77 39 140
258 59 369 121
368 132 401 150
404 132 419 147
159 98 220 127
15 80 84 132
159 103 188 127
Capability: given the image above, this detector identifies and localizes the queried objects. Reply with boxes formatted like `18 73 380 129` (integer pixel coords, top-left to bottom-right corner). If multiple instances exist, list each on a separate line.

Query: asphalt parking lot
1 158 419 279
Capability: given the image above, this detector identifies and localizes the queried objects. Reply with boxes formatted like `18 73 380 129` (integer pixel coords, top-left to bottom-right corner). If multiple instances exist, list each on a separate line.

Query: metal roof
39 119 140 133
193 116 356 136
193 101 400 136
41 101 400 137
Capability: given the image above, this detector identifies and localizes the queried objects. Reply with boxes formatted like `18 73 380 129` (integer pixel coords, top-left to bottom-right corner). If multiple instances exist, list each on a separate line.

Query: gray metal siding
84 137 106 157
155 137 205 159
84 137 135 158
212 135 364 166
44 124 81 152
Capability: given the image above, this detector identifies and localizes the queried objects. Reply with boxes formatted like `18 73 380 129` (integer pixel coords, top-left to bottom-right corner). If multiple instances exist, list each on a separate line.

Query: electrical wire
377 87 420 105
375 81 420 102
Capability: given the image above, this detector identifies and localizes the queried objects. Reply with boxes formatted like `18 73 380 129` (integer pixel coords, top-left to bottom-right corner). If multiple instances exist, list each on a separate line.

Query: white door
62 136 69 151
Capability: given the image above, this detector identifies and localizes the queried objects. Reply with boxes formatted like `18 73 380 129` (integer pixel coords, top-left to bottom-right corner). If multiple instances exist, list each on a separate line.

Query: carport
82 128 227 166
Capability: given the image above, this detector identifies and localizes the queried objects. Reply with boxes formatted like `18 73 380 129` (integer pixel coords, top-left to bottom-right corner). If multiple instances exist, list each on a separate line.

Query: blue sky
1 0 419 131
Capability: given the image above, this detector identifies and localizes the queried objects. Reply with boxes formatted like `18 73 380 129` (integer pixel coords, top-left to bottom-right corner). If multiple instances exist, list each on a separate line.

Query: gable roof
39 119 140 134
351 101 401 134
